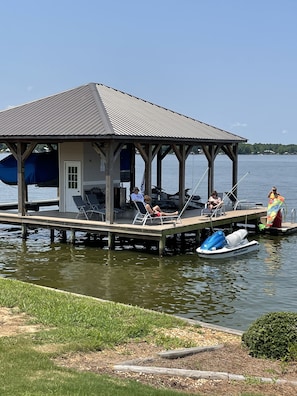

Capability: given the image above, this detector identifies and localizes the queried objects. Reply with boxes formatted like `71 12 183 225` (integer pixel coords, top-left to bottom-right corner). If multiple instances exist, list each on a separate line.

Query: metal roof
0 82 246 143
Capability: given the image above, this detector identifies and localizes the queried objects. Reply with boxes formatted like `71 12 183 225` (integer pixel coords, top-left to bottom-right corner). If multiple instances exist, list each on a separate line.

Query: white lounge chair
132 201 179 226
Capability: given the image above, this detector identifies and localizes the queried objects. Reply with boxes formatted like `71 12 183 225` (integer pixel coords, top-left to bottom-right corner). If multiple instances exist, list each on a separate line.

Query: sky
1 0 297 144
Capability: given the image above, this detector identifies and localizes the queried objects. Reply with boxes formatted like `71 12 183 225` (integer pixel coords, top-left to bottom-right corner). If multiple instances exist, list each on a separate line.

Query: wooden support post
108 232 115 250
180 232 186 251
159 235 166 256
21 224 28 240
60 230 67 243
70 230 75 244
195 230 200 245
50 229 55 242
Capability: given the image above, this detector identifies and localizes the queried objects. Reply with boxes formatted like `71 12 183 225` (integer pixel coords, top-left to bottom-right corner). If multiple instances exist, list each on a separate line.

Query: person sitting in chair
144 195 178 217
207 190 222 210
130 187 144 202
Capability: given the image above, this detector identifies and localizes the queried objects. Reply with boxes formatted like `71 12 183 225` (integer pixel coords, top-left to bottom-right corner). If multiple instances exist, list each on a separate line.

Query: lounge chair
72 195 105 221
223 191 263 210
85 192 123 220
85 193 104 211
201 192 225 217
132 201 179 226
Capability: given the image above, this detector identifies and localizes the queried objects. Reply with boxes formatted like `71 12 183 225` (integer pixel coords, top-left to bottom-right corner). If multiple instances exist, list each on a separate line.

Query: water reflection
263 237 283 269
1 154 297 331
0 227 297 331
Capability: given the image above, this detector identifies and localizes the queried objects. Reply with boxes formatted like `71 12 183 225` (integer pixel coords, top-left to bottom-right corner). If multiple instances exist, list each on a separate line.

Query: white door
65 161 82 212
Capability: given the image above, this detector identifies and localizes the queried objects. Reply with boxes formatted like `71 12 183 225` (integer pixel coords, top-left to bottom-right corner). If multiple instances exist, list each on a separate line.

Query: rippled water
0 154 296 331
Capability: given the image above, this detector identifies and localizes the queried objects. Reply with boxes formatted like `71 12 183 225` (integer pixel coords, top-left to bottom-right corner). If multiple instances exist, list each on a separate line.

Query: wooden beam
134 143 161 196
105 141 115 223
6 142 36 216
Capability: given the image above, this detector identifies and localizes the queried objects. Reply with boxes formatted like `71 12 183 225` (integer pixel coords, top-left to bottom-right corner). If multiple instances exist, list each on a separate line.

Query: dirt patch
0 307 42 337
1 308 296 395
54 327 297 396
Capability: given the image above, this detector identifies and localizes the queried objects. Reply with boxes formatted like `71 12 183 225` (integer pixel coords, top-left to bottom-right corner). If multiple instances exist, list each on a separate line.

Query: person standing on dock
267 186 280 199
267 186 284 228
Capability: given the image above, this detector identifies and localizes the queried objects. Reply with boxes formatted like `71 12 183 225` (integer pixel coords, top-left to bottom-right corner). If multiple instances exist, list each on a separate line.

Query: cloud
27 85 33 92
281 129 288 135
231 122 247 128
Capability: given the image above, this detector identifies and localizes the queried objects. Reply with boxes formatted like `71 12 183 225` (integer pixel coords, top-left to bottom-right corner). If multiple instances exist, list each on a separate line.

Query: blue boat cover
0 151 59 186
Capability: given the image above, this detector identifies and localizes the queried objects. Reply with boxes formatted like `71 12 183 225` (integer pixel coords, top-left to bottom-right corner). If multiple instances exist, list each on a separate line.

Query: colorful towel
266 196 285 227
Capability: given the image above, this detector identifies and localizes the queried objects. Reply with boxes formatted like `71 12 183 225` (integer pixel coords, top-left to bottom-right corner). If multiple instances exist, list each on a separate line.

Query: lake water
0 153 296 331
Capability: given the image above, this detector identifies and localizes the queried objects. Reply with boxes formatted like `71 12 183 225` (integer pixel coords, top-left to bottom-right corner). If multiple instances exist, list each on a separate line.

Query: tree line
238 143 297 155
190 143 297 155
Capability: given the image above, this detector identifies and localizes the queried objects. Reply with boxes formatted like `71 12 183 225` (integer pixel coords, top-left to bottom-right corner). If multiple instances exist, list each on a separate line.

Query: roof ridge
93 83 237 136
89 83 114 134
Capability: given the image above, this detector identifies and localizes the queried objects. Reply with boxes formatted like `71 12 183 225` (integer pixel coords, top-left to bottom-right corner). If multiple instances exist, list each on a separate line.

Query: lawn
0 278 197 395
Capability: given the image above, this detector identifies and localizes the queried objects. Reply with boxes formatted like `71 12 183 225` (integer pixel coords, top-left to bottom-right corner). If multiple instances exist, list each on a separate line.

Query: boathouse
0 83 270 255
0 82 247 222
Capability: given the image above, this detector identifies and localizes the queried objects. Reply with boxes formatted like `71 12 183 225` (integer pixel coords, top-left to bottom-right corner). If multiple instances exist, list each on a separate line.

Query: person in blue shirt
130 187 144 202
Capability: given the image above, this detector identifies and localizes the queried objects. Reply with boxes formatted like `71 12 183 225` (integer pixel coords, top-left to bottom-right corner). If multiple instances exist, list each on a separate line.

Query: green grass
0 278 198 395
0 337 186 395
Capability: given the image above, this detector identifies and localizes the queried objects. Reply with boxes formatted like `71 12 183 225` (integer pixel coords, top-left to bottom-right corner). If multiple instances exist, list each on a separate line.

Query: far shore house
0 82 247 223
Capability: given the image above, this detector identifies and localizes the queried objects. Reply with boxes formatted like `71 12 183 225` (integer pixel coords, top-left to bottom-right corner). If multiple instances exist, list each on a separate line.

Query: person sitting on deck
144 195 178 217
207 190 222 210
130 187 144 202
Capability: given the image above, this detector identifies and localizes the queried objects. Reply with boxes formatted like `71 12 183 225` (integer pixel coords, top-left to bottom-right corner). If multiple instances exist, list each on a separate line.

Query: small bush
242 312 297 360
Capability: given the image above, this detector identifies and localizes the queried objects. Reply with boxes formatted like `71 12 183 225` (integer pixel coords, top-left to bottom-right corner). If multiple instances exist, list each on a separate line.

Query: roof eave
0 135 247 144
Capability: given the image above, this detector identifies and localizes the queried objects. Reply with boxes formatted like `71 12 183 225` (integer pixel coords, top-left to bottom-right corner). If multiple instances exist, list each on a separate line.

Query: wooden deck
0 206 273 255
1 204 297 254
0 199 59 211
260 222 297 235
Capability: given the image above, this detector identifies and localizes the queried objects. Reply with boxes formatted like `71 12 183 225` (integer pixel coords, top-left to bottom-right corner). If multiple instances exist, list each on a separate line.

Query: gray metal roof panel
0 84 110 138
0 82 246 143
96 84 245 142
